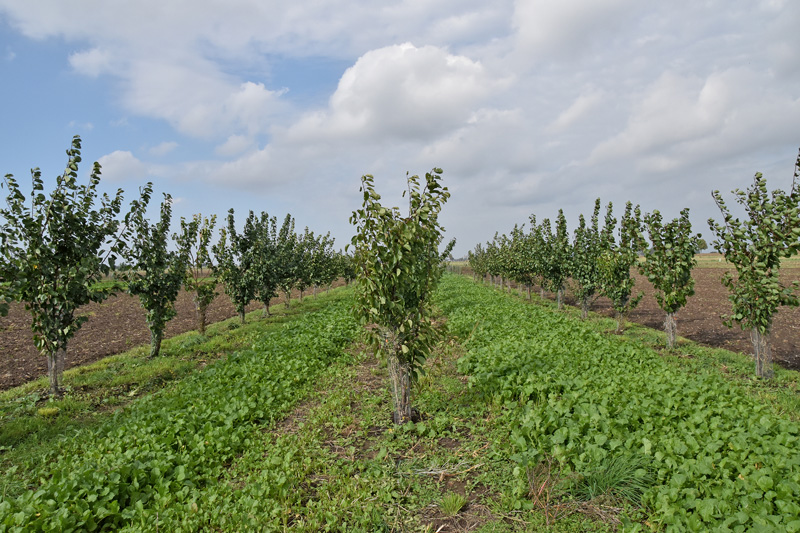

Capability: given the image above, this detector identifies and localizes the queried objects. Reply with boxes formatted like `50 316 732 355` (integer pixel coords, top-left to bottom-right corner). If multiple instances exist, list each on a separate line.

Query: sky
0 0 798 258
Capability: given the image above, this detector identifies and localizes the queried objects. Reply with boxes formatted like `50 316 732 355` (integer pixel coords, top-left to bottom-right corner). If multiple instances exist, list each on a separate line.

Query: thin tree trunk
313 285 318 298
149 329 163 358
388 353 413 424
300 289 304 301
615 311 624 333
556 287 564 309
751 327 774 378
284 291 291 308
664 312 677 349
581 298 590 320
239 309 246 324
47 349 66 398
196 302 208 335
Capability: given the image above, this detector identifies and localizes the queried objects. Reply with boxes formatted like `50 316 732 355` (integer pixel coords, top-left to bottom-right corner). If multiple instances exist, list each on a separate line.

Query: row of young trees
0 136 352 397
468 150 800 379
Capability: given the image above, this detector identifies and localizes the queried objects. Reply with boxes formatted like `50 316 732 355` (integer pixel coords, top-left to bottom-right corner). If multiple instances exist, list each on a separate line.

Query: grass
478 276 800 422
0 293 334 456
5 273 800 530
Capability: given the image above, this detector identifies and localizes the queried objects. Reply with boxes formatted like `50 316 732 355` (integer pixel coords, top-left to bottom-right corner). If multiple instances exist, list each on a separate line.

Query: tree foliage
598 201 643 332
120 194 188 358
349 169 455 424
212 209 258 324
0 136 149 396
707 151 800 378
639 208 702 348
571 199 603 319
175 214 217 335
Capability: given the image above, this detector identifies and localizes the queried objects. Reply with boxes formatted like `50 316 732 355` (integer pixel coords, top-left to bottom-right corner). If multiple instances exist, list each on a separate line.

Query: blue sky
1 1 799 257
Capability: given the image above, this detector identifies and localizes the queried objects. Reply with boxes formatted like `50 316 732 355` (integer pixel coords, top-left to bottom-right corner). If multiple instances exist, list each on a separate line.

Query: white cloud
149 141 178 157
4 46 15 61
215 135 254 157
548 89 604 132
97 150 148 182
287 43 500 144
68 47 113 77
589 68 800 172
512 0 640 62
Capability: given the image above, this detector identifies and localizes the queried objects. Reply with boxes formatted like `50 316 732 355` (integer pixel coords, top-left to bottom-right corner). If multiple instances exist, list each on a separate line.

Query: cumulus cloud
148 141 178 157
548 89 604 132
287 43 500 144
215 135 255 157
589 68 800 172
69 47 113 77
97 150 149 182
512 0 641 62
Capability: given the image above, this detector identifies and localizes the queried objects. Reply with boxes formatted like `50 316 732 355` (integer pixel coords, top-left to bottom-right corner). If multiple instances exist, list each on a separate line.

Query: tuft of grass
439 492 468 516
568 454 654 506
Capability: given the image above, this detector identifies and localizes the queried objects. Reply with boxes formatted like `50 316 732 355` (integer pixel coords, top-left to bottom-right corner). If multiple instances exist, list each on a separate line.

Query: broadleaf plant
174 213 217 335
0 136 150 396
639 208 702 348
349 169 455 424
120 193 189 358
707 150 800 378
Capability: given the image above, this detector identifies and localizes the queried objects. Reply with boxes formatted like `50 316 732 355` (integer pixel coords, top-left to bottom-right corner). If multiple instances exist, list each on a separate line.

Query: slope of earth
0 283 341 391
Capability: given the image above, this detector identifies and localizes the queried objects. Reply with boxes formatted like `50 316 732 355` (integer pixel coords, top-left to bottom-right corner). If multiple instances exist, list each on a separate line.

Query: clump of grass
569 453 654 506
439 492 468 516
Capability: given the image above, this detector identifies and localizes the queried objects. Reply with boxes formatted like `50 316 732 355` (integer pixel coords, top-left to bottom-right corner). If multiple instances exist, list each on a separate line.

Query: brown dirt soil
0 283 342 392
563 267 800 371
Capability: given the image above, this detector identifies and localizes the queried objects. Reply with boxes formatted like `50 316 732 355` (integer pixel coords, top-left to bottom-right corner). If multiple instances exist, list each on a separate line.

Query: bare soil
0 284 340 392
566 267 800 371
3 265 800 392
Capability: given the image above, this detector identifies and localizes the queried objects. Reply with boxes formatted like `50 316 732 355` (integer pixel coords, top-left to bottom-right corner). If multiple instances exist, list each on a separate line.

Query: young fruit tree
708 151 800 378
571 198 603 319
598 201 643 333
639 208 702 348
541 210 571 309
120 193 189 358
349 169 455 424
274 213 299 307
174 214 217 335
212 209 258 324
0 136 149 396
251 212 281 316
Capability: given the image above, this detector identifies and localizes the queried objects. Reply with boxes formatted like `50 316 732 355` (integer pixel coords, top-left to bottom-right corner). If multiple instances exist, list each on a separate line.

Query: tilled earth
568 267 800 371
0 284 340 392
2 269 800 392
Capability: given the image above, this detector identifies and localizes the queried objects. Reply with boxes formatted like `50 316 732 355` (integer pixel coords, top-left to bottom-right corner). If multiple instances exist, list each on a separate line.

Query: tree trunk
664 312 677 349
615 311 624 333
149 329 163 358
388 353 413 424
300 289 304 301
263 302 271 317
540 287 545 298
284 291 291 307
196 302 208 336
751 327 774 378
313 285 318 298
556 287 564 309
527 285 531 300
47 349 66 398
581 298 589 320
239 309 246 324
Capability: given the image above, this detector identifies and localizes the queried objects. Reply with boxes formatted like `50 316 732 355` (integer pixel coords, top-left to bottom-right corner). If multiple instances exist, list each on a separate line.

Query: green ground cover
441 275 800 531
3 275 800 531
